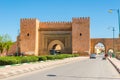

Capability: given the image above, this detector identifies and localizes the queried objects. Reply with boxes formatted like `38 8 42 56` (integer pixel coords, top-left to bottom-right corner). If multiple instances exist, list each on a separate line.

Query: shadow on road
46 74 120 80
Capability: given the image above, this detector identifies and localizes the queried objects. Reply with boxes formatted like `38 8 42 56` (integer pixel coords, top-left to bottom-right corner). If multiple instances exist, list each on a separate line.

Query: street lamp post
108 27 115 56
112 27 115 54
109 9 120 38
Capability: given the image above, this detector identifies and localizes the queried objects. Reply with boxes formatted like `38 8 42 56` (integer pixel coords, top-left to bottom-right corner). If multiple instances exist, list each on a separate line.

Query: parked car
90 53 96 59
50 49 56 55
49 49 61 55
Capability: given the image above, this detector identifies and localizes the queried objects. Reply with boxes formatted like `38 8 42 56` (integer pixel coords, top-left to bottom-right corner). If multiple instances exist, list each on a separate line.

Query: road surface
5 55 120 80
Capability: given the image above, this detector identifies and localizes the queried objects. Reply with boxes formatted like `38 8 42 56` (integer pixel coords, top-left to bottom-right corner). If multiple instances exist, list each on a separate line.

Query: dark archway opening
50 44 62 55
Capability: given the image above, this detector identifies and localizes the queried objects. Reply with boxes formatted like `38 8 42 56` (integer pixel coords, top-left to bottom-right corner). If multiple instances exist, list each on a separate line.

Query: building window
80 33 82 36
27 33 30 36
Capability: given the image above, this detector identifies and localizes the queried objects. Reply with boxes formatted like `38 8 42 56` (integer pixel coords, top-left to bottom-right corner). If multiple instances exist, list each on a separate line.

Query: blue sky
0 0 120 41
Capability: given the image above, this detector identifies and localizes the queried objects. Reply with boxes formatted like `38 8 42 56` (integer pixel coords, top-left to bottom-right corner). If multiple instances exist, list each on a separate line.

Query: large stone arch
38 31 72 55
94 42 105 54
91 38 113 54
48 40 65 52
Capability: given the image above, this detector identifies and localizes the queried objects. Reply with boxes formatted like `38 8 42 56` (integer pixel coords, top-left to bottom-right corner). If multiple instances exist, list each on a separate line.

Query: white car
90 54 96 59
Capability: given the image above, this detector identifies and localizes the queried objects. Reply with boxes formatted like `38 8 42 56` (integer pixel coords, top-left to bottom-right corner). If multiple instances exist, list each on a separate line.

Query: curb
108 58 120 73
0 64 22 69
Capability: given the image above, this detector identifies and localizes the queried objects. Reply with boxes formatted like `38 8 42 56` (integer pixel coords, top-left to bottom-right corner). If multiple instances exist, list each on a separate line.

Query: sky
0 0 120 41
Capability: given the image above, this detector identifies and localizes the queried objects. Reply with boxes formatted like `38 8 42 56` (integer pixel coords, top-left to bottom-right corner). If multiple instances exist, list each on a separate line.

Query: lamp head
108 9 113 13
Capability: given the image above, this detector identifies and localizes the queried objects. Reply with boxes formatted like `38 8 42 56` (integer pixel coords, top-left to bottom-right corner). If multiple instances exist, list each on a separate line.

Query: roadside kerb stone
0 57 88 79
108 57 120 73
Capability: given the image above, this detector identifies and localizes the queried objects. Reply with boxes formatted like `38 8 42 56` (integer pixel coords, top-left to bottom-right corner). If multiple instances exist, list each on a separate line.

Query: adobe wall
13 17 120 56
38 22 72 55
72 17 90 54
19 17 90 56
38 31 72 55
20 18 39 55
39 22 72 31
91 38 120 53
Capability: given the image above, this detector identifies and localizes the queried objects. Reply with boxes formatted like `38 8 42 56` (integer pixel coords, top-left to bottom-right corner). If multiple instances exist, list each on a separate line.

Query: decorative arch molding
48 40 65 51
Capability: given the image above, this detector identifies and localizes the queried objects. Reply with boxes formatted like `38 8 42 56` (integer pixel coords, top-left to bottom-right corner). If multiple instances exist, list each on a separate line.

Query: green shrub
0 56 38 66
29 56 39 62
0 54 78 66
20 56 38 63
46 55 56 60
54 55 64 59
47 54 76 60
59 54 73 58
38 56 47 61
20 57 29 63
0 57 18 65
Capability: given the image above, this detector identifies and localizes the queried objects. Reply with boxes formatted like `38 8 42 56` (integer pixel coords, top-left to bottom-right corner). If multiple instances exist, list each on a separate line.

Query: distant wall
91 38 120 53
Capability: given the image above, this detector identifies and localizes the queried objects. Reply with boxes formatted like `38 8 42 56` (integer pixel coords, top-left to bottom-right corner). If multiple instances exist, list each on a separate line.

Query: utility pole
108 9 120 38
112 27 115 54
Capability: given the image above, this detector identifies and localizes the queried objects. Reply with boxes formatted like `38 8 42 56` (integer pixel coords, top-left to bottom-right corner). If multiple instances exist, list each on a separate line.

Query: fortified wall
19 17 90 56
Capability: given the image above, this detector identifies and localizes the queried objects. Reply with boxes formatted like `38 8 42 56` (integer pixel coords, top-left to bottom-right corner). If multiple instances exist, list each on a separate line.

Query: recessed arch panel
48 40 65 52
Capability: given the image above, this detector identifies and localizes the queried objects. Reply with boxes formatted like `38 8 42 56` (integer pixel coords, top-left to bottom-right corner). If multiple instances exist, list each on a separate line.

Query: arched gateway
48 40 64 53
14 17 120 56
19 17 90 56
91 38 120 54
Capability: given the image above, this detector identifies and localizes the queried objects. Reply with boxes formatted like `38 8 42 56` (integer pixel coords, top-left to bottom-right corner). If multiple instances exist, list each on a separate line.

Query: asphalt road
5 55 120 80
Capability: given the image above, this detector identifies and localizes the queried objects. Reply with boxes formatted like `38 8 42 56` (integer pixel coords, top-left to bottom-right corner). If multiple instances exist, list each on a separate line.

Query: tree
5 41 13 55
0 34 13 55
0 35 4 54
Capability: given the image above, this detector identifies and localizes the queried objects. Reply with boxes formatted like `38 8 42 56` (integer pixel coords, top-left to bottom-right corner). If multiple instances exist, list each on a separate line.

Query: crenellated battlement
20 18 38 22
40 21 72 24
39 21 72 31
20 17 90 23
72 17 90 22
72 17 90 20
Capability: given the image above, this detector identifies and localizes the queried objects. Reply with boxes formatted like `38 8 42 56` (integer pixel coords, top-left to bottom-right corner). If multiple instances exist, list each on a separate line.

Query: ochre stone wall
39 22 72 31
20 19 39 55
19 17 90 56
7 42 17 55
91 38 120 53
38 31 72 55
72 17 90 54
8 17 120 56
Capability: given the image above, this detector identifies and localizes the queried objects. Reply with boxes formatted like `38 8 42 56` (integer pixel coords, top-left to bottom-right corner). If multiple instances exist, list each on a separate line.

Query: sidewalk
108 57 120 73
0 57 88 79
